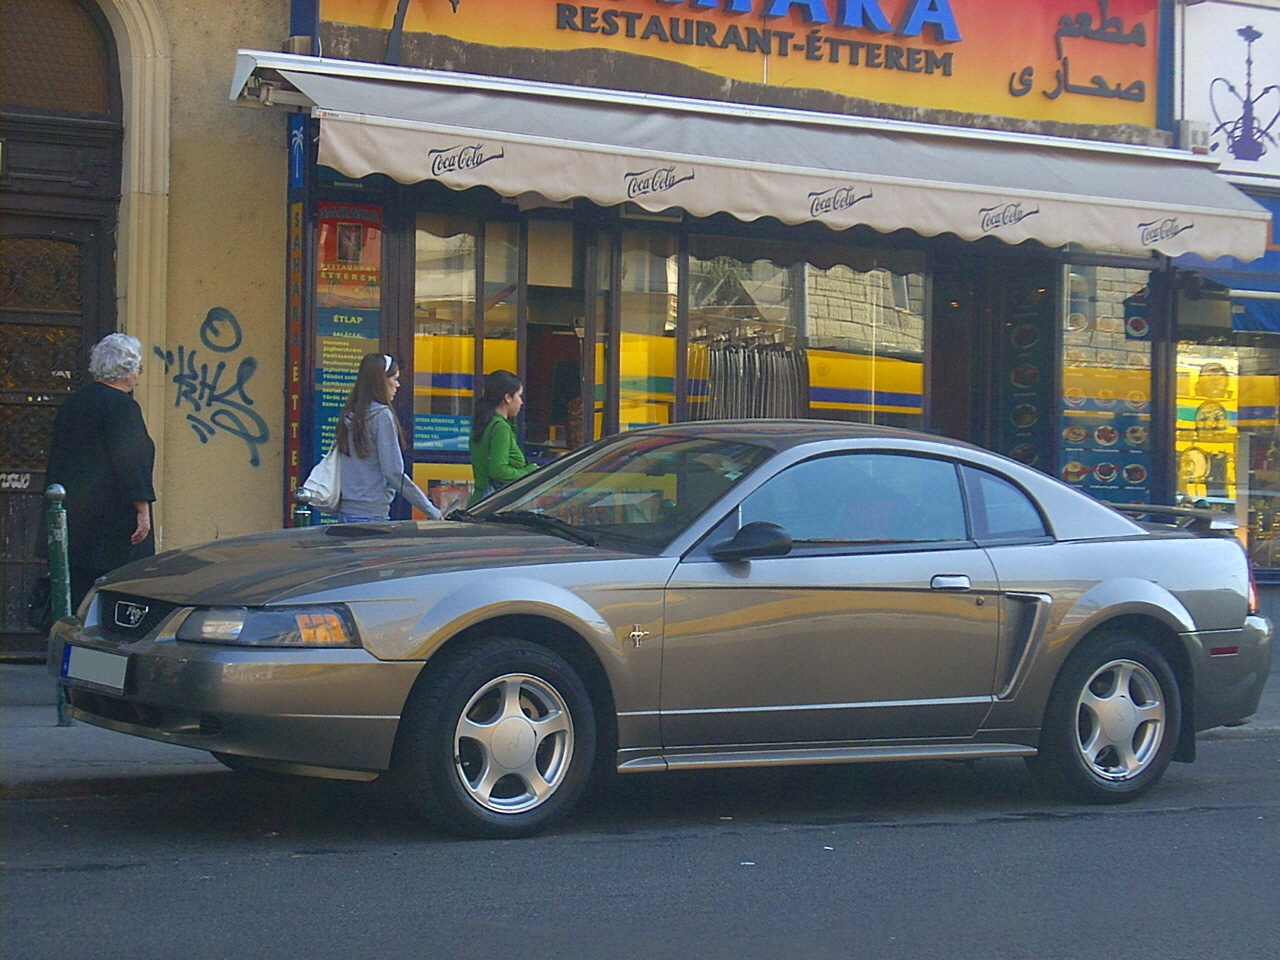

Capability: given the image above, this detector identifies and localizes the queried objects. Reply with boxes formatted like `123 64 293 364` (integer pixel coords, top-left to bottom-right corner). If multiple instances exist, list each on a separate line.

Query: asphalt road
5 736 1280 960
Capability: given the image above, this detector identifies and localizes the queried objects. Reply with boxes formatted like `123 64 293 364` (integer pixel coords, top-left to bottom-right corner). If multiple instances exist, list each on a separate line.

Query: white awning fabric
234 51 1270 262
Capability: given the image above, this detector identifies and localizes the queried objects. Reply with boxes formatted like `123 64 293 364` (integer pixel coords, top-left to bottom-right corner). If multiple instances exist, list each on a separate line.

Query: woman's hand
131 502 151 545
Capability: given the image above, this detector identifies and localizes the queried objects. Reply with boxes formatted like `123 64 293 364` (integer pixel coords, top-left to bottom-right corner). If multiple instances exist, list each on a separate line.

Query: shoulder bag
302 445 342 514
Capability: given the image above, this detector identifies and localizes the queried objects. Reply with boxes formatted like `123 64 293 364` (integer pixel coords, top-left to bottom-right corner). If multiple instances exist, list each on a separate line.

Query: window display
1175 319 1280 572
687 238 924 427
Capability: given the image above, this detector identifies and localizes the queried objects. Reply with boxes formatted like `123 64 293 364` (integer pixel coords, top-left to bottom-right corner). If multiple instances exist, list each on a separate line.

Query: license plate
62 644 129 694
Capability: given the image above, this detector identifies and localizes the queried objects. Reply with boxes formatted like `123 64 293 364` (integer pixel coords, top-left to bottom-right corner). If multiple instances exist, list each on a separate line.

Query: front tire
1034 632 1181 803
393 638 596 839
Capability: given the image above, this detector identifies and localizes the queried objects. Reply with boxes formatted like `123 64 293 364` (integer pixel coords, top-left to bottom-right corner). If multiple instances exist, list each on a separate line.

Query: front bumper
50 618 423 776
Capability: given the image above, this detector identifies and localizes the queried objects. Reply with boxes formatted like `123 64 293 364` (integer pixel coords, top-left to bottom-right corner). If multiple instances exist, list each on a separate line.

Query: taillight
1248 564 1260 616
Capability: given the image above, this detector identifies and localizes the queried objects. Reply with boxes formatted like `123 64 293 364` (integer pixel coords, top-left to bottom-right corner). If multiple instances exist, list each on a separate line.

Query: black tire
393 637 596 839
1032 632 1181 803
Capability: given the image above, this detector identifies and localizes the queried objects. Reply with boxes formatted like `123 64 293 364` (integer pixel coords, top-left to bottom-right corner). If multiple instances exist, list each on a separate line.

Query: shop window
413 213 477 452
619 230 677 431
1176 278 1280 573
526 219 589 453
1059 265 1153 509
686 237 924 427
483 220 519 383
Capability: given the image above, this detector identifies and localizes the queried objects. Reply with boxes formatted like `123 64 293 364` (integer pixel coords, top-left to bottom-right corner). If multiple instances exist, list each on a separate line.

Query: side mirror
708 521 793 562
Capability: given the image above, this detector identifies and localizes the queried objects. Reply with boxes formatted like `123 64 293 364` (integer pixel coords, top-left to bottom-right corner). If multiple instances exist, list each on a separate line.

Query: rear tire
1033 632 1181 803
393 637 596 839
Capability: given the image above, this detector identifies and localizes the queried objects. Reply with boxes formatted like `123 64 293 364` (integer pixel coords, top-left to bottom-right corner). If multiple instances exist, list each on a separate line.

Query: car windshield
464 433 772 550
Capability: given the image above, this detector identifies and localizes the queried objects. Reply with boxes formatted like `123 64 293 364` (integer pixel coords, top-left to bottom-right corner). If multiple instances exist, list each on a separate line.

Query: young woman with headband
335 353 442 523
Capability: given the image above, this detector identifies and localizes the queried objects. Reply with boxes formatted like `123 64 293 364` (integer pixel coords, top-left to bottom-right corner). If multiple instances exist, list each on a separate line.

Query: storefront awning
233 51 1270 262
1227 282 1280 334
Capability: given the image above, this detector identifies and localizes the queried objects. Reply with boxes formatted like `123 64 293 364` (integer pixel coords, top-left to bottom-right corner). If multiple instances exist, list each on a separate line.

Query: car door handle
930 574 972 591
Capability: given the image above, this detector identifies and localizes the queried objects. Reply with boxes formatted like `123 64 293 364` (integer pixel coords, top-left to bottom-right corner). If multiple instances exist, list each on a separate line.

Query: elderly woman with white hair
46 333 156 608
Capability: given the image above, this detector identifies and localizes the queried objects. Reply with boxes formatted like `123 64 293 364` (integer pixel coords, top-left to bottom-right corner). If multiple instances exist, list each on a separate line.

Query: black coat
46 381 156 572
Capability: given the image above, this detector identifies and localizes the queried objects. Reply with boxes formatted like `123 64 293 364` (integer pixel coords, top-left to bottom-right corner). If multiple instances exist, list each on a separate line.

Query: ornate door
1 0 122 645
0 215 111 639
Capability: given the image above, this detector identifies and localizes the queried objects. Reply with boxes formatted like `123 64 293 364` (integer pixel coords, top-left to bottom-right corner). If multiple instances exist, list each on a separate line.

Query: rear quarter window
963 466 1049 541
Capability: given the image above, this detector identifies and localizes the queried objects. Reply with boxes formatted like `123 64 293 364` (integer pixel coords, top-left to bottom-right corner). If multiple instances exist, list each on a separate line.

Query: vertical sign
315 202 383 460
286 201 305 521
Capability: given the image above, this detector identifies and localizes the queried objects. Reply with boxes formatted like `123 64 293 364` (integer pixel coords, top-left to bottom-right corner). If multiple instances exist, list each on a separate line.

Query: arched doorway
0 0 122 645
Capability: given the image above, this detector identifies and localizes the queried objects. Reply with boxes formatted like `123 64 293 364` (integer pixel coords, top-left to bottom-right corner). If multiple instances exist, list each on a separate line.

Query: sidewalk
1 662 224 799
3 655 1279 801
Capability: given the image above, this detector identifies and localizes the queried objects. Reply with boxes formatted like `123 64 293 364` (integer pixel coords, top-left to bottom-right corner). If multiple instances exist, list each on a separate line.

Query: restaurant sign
320 0 1159 126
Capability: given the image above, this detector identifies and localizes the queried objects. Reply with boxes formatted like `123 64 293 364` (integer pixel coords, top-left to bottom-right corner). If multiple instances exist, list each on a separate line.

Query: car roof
626 419 1147 542
634 419 966 452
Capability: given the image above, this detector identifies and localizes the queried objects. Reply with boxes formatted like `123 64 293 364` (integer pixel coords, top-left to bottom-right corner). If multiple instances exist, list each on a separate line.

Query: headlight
176 605 358 647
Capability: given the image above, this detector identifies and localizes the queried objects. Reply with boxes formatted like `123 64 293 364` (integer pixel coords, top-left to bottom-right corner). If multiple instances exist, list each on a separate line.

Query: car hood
99 520 638 606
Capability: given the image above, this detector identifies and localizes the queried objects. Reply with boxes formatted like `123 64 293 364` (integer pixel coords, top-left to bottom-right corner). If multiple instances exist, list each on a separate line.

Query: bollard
293 487 315 527
46 484 75 726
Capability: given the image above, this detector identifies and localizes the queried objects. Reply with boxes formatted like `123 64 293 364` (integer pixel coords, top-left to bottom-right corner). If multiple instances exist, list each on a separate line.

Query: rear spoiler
1113 504 1240 534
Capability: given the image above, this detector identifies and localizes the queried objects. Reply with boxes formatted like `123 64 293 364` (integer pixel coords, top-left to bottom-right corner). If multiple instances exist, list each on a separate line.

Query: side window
740 453 967 543
963 467 1048 540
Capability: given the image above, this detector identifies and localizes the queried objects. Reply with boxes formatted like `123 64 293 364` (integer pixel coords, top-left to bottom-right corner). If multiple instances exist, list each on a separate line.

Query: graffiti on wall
153 307 270 466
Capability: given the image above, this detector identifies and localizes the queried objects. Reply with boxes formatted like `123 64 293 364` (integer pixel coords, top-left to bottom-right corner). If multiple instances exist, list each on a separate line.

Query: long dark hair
471 370 523 443
336 353 402 458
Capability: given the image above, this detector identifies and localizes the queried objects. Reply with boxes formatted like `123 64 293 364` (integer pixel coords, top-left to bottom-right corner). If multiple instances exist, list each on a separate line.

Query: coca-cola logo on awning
1137 217 1193 246
809 186 873 218
979 201 1039 232
625 166 695 198
428 143 505 177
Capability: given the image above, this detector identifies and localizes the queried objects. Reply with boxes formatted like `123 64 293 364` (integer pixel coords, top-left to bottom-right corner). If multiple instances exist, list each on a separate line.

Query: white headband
384 354 394 372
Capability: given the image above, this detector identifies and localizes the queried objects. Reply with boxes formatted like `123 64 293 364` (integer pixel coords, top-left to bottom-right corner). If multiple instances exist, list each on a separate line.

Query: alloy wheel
1073 657 1166 782
453 672 575 813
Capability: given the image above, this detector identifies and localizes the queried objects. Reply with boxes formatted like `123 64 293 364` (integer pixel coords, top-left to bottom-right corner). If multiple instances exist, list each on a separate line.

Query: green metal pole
292 488 314 527
46 484 74 726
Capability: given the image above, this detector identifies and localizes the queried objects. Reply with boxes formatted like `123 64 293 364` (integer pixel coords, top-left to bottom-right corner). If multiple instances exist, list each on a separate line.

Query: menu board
314 202 382 456
995 281 1055 469
1059 270 1153 507
1060 366 1152 503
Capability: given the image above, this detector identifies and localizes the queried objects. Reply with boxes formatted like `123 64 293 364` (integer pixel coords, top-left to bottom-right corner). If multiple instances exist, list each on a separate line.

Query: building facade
1 0 288 645
2 0 1276 647
1171 0 1280 590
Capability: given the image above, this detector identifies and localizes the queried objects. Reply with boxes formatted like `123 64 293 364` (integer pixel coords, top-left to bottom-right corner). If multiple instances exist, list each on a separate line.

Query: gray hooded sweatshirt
337 403 441 520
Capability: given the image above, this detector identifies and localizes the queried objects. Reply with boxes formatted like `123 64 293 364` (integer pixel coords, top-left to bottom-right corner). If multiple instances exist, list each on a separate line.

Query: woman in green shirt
469 370 538 505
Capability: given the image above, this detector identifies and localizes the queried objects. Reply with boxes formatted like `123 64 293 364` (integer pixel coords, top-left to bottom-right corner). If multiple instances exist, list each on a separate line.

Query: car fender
989 577 1198 734
359 574 619 664
1056 576 1198 639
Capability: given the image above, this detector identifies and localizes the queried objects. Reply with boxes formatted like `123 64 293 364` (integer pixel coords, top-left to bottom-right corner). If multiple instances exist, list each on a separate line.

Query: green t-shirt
469 415 536 505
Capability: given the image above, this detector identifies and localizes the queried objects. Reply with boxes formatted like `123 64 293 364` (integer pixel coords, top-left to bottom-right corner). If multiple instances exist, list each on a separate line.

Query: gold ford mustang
51 422 1272 838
